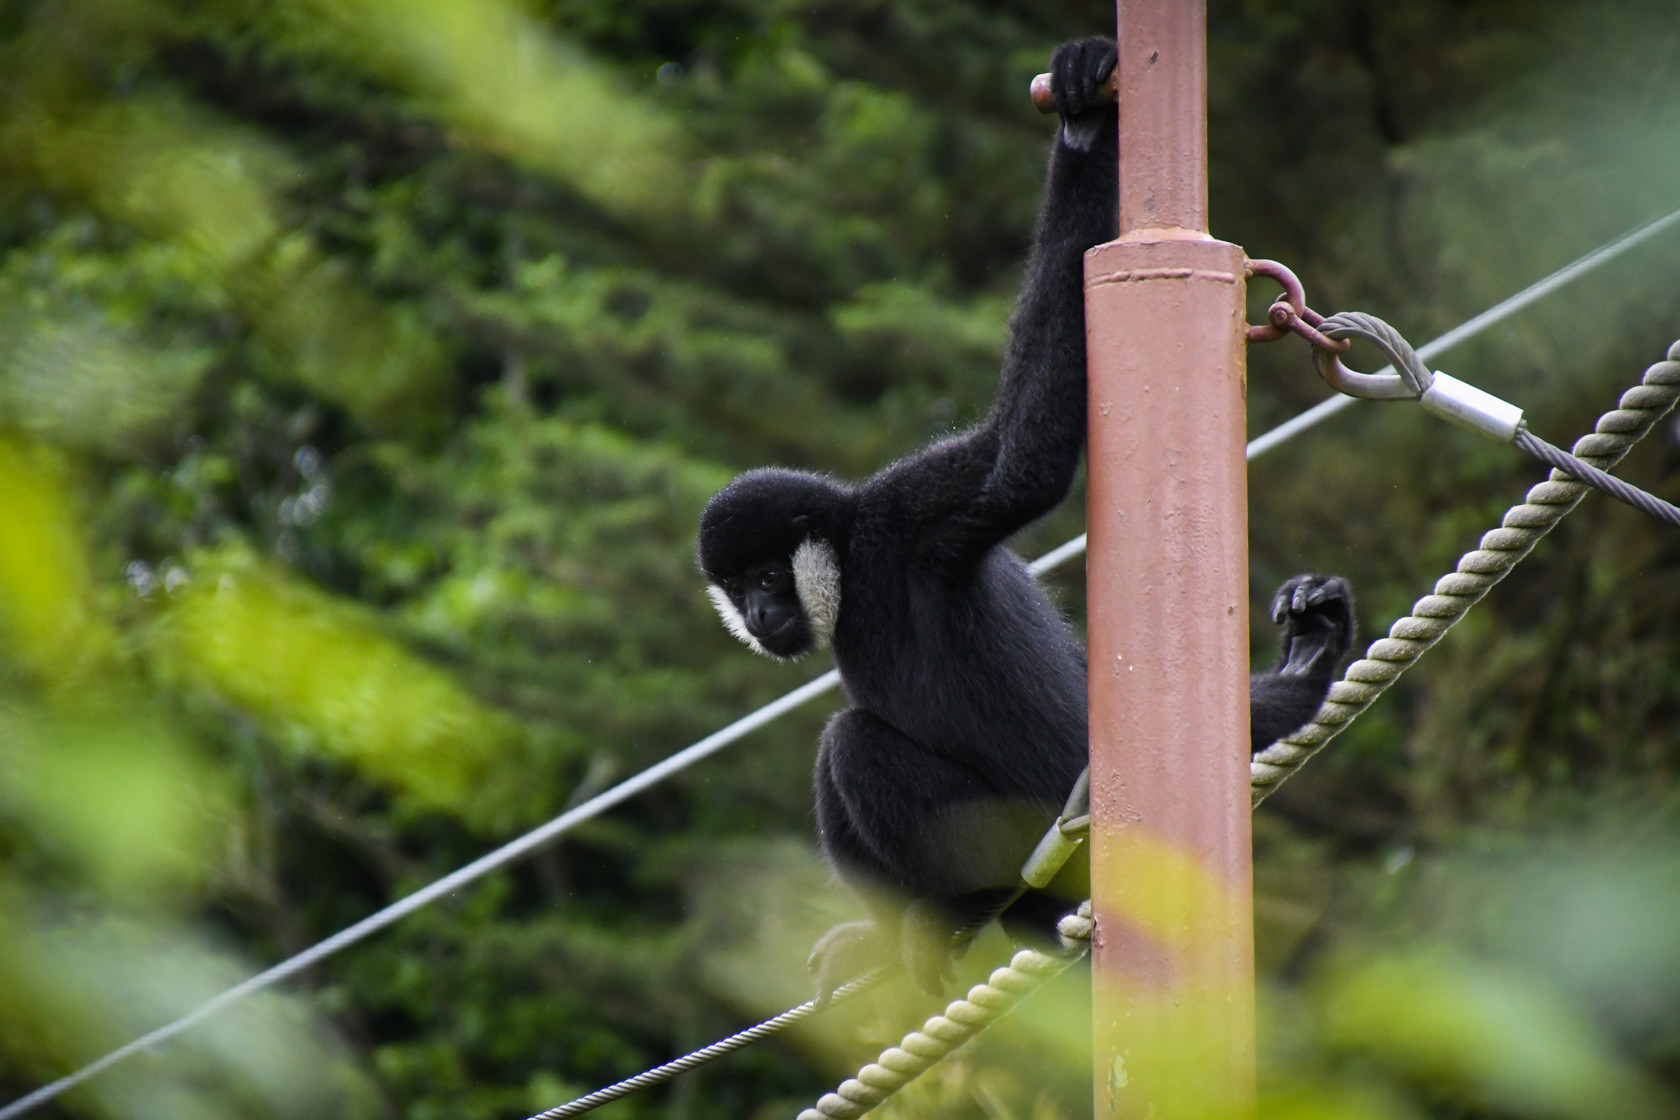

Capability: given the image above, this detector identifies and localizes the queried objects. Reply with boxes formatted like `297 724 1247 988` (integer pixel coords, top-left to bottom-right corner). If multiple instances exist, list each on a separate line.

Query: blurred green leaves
270 0 694 219
1314 951 1670 1120
0 436 114 681
0 0 696 439
0 707 217 895
0 229 215 455
1251 824 1680 1120
6 98 284 274
0 915 378 1120
0 88 447 429
0 428 364 1115
151 549 523 818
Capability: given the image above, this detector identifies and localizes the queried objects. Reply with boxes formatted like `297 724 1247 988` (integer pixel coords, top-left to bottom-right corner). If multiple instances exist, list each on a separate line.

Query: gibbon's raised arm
865 40 1119 573
696 40 1359 1004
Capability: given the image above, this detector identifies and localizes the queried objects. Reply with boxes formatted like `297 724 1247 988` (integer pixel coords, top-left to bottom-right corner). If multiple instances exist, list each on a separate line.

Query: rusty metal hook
1244 259 1302 343
1244 261 1418 399
1244 258 1351 350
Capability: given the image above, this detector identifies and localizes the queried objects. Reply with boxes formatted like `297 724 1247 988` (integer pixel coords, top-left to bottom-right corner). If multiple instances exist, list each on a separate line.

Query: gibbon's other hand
1270 574 1356 679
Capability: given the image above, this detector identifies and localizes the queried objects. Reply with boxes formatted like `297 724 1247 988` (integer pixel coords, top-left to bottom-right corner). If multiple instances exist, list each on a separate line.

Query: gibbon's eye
724 579 745 601
756 567 786 592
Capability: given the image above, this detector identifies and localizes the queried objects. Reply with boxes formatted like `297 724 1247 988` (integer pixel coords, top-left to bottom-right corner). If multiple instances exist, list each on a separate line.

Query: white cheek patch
706 583 769 657
792 538 841 650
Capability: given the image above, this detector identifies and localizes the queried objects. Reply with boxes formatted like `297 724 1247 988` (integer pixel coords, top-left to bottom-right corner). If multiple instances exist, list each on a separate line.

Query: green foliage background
2 1 1679 1118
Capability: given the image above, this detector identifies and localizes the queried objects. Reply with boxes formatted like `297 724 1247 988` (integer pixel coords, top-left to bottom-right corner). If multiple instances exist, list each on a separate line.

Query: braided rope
1251 341 1680 806
796 903 1094 1120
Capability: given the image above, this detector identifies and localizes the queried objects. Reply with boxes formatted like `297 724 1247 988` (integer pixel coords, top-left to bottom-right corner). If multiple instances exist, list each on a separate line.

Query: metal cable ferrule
1312 310 1680 529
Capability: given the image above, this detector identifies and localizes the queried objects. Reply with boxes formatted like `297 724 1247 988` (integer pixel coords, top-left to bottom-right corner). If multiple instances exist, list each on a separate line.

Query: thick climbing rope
1512 428 1680 529
796 904 1094 1120
1251 340 1680 806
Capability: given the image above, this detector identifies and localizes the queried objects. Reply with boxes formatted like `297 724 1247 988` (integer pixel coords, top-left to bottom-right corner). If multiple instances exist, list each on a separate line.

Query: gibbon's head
697 468 849 661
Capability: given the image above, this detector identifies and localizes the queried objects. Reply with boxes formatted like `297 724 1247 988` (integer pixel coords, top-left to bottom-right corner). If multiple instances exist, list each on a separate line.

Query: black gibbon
697 38 1355 999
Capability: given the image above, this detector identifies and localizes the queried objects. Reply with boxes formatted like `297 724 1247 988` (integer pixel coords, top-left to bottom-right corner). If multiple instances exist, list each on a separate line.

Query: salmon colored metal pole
1084 1 1254 1117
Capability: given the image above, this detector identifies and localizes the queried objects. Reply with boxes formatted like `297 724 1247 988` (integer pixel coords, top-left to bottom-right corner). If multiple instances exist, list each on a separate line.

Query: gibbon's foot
1271 574 1356 678
808 920 887 1008
900 899 958 999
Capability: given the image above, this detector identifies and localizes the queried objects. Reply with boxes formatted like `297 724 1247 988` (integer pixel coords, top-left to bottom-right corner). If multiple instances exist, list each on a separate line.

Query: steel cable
1319 309 1680 530
529 970 892 1120
1512 427 1680 529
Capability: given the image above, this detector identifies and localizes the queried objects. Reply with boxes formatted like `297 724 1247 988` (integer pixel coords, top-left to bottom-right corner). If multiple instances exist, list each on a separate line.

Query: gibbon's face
697 466 848 661
705 538 841 662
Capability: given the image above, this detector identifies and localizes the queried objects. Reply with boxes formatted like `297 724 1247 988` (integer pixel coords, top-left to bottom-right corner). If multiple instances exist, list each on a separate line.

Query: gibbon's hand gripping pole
1083 3 1255 1118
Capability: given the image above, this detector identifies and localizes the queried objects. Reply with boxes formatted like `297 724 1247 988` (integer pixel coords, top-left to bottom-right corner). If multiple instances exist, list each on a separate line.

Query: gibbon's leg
812 709 1045 996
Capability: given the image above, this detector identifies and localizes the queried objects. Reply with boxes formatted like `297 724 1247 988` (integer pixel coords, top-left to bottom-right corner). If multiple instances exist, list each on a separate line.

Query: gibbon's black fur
697 38 1355 999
